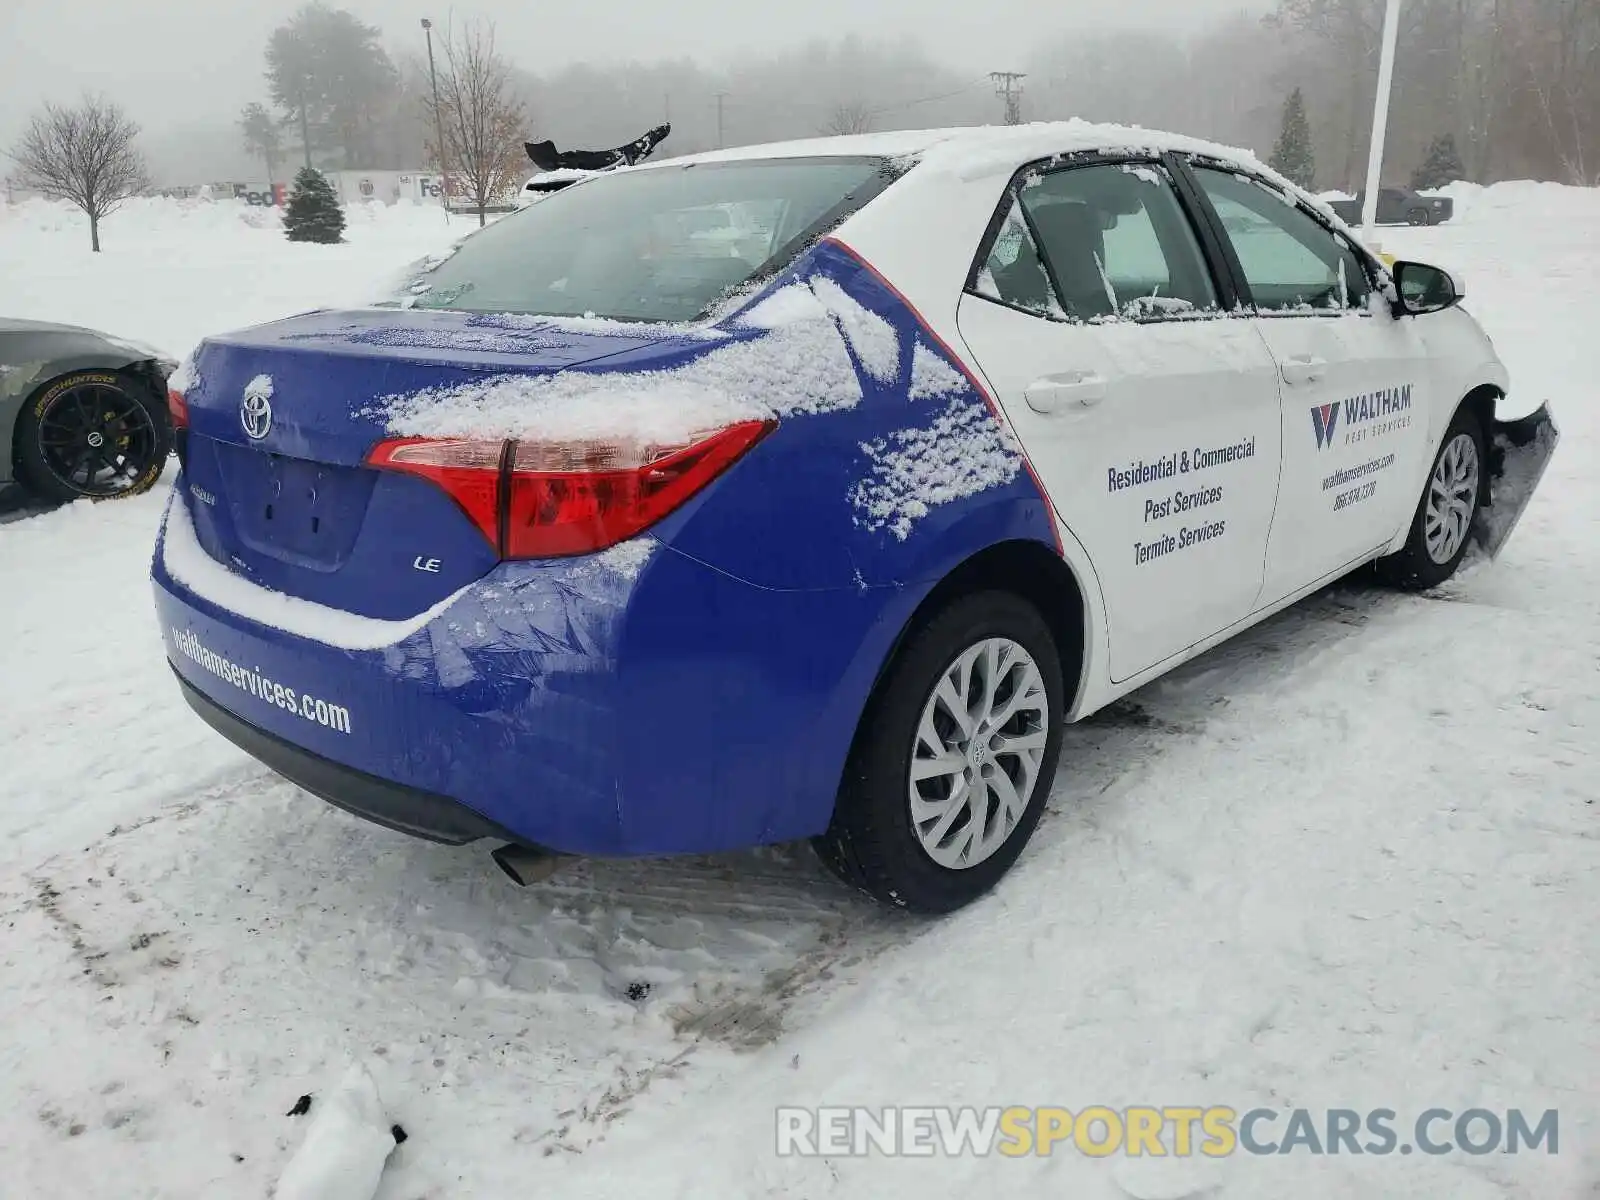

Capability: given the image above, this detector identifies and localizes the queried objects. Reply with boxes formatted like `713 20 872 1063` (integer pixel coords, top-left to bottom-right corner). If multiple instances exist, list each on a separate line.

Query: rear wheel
814 591 1066 913
13 371 170 503
1376 405 1484 590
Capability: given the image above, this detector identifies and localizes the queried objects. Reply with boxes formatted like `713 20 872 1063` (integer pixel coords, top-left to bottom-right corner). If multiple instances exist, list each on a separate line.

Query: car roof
0 316 99 336
657 120 1265 179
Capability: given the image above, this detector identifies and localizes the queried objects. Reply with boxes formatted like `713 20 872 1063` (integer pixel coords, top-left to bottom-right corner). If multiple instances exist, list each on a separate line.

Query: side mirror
1391 260 1462 315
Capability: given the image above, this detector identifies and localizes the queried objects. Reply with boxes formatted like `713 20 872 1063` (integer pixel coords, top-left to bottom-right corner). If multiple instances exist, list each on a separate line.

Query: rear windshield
385 156 896 324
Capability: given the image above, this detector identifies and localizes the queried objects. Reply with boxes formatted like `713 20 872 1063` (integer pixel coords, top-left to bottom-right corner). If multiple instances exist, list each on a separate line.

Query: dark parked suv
1326 187 1454 227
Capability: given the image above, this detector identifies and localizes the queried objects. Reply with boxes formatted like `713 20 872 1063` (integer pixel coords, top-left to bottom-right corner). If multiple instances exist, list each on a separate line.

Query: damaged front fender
1471 401 1559 559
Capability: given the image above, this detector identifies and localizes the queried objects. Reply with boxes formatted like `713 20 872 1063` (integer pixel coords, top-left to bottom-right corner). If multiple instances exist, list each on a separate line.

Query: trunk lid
179 307 675 620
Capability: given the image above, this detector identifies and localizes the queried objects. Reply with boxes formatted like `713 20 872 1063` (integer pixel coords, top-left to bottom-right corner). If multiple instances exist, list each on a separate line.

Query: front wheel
1376 405 1484 590
814 591 1066 914
1407 208 1431 226
13 371 171 503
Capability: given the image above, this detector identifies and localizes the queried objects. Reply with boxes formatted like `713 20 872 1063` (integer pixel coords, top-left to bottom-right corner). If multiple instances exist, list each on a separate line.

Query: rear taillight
167 385 190 467
366 438 507 549
366 421 774 560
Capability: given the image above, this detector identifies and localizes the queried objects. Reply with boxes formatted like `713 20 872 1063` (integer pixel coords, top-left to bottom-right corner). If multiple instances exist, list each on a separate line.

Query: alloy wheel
1424 431 1479 564
908 637 1050 870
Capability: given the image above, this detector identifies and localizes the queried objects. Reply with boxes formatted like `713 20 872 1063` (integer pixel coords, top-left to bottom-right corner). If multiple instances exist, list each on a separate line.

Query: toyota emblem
241 375 274 441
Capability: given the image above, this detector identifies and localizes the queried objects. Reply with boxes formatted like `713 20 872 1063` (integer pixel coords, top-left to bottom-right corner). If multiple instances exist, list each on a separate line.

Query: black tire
1376 404 1485 590
814 591 1067 914
13 370 170 503
1407 208 1430 226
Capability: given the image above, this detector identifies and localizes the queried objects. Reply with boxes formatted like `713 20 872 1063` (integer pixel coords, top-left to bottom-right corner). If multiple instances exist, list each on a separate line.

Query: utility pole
990 72 1025 126
1359 0 1403 238
421 17 451 224
715 92 728 149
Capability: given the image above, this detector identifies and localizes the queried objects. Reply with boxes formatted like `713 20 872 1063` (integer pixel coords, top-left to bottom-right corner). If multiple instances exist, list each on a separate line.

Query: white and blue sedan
154 123 1556 913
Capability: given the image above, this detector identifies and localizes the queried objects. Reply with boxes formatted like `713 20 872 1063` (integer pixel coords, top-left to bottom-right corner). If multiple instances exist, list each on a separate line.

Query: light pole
1359 0 1403 238
421 17 451 223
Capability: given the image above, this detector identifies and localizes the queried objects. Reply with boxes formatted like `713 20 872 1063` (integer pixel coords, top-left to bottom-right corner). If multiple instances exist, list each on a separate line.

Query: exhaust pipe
491 842 568 887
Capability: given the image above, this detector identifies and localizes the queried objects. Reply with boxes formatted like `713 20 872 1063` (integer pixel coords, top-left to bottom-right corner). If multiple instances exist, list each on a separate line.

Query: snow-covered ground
1 186 1596 1199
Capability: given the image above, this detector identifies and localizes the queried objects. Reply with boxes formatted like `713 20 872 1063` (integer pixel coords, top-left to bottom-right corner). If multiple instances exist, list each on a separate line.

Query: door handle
1280 354 1328 385
1025 372 1107 413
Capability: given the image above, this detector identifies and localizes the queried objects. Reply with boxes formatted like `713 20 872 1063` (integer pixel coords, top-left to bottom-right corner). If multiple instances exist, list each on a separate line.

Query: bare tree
425 19 527 226
1504 0 1600 185
239 102 285 182
821 101 874 137
8 96 149 252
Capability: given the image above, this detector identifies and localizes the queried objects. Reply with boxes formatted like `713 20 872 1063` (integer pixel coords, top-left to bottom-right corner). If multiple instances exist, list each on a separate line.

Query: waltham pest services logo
1310 402 1341 450
240 374 275 441
1311 385 1414 452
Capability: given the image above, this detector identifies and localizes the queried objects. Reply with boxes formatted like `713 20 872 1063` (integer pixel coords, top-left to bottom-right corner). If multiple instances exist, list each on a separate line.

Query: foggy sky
2 0 1267 154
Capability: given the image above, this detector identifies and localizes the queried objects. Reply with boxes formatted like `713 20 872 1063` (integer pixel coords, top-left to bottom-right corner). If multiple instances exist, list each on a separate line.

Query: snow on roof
657 120 1343 226
667 121 1249 173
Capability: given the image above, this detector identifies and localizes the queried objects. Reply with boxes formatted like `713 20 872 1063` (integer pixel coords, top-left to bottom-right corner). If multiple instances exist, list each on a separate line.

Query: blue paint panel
661 241 1057 589
153 245 1062 857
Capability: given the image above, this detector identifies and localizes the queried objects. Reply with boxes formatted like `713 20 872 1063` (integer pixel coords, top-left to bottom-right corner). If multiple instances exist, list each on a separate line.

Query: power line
866 77 992 118
989 71 1026 125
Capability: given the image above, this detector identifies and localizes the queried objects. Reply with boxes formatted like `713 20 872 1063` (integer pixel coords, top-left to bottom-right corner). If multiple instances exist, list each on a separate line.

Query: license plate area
216 442 376 572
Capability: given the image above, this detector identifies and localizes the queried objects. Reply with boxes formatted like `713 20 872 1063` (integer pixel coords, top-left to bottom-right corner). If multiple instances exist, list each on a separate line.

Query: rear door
956 156 1284 683
1177 162 1432 605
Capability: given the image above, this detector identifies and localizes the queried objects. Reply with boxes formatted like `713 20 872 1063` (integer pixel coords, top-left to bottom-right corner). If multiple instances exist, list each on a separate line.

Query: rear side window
974 199 1062 319
1190 167 1372 313
386 157 893 324
974 162 1217 322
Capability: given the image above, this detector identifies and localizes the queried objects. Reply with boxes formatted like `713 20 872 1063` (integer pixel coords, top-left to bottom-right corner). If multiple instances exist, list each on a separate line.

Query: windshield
386 156 897 324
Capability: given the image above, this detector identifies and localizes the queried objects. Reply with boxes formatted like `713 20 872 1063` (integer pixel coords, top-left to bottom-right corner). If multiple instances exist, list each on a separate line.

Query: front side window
383 157 892 324
1191 167 1373 314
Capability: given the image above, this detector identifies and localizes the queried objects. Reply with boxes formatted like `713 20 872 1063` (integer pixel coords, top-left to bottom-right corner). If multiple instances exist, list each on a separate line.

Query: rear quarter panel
826 158 1115 713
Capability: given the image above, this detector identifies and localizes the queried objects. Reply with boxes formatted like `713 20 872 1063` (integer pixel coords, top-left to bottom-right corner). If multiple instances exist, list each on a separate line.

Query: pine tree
1269 88 1316 191
283 165 345 244
1411 134 1465 191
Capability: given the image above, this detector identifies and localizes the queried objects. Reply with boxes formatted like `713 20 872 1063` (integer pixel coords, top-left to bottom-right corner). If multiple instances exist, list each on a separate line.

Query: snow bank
0 195 465 362
1438 178 1600 226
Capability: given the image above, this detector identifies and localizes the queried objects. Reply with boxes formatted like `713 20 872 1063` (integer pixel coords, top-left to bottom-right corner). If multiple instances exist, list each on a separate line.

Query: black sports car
0 317 176 503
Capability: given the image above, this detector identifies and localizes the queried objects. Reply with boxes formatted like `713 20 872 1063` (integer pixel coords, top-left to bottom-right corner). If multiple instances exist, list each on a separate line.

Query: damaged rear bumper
1472 401 1559 559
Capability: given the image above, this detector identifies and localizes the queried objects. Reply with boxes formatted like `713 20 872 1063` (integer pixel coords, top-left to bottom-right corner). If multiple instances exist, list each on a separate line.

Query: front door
956 158 1284 682
1182 164 1432 604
